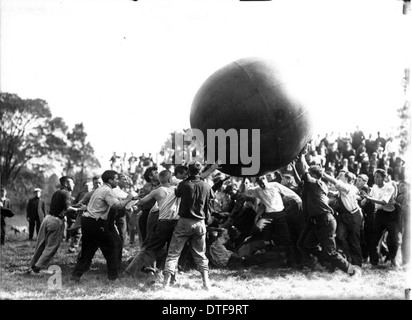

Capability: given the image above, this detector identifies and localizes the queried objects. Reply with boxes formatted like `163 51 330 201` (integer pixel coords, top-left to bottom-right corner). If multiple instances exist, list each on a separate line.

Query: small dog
10 225 28 234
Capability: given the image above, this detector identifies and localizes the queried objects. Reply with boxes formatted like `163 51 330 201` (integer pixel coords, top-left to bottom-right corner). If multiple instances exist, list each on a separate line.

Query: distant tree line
0 92 101 212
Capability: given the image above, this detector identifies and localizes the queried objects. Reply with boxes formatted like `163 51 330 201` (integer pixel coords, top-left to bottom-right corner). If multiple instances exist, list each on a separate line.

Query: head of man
34 188 42 198
188 161 203 176
398 180 409 195
174 165 189 180
337 170 356 184
281 174 296 189
60 176 75 192
82 181 92 192
373 169 387 188
159 170 172 185
308 165 324 180
118 173 131 189
0 188 7 199
143 166 159 183
355 174 369 190
256 175 268 189
92 175 103 190
101 170 120 189
265 172 275 182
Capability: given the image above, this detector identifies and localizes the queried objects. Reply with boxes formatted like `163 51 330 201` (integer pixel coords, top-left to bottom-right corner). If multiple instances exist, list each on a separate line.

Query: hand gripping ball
190 57 314 177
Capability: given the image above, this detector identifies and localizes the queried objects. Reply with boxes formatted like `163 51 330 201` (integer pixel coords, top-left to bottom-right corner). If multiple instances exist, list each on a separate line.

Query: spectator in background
110 152 121 171
384 137 397 157
1 188 14 245
348 155 359 176
365 133 376 155
26 188 47 241
392 157 406 182
352 126 365 152
342 142 356 162
375 131 387 150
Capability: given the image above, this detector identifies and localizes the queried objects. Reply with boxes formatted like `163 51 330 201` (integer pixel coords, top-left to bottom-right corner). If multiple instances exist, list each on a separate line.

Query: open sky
1 0 411 168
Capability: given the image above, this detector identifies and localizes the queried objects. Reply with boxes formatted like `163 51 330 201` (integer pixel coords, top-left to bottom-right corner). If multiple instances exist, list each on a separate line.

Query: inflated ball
190 57 314 177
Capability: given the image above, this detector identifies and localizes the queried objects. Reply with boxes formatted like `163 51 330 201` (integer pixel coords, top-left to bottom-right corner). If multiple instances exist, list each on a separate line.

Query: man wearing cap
26 188 47 241
163 161 214 290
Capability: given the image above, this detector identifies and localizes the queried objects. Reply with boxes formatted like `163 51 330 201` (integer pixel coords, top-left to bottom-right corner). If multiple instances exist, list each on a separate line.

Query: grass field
1 214 411 301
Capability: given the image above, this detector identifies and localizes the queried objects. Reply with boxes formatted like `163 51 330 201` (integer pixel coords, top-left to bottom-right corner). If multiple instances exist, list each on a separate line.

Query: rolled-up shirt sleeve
104 189 130 209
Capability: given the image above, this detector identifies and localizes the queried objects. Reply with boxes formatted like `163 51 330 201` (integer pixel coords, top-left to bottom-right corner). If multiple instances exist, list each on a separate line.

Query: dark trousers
369 209 402 265
298 212 351 272
28 216 41 240
252 210 296 264
126 219 178 276
142 210 159 249
139 209 150 242
72 216 120 280
285 202 305 265
0 223 5 245
336 209 363 267
361 212 375 260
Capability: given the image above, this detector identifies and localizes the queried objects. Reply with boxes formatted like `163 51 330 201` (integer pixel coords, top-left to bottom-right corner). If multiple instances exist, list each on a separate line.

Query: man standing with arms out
322 170 363 267
26 188 47 241
28 176 79 274
163 161 214 290
125 169 182 285
295 147 362 276
70 170 134 282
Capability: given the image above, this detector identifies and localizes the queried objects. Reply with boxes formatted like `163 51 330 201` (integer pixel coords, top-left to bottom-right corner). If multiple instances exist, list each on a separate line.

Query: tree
396 68 411 156
0 92 67 187
65 123 101 183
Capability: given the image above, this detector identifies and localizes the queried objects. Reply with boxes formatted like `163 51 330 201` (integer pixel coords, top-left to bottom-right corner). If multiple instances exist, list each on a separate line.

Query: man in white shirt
70 170 135 282
322 170 363 267
360 168 400 268
239 175 302 266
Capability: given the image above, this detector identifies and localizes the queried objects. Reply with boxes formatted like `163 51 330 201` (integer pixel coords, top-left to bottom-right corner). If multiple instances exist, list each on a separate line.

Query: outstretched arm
294 144 310 178
200 159 223 179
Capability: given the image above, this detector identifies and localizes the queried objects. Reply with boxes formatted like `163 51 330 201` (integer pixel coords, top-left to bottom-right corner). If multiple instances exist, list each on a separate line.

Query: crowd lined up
0 127 410 290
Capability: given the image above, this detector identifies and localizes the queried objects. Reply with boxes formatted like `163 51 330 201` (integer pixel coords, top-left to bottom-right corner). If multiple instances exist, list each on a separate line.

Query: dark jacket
26 197 47 222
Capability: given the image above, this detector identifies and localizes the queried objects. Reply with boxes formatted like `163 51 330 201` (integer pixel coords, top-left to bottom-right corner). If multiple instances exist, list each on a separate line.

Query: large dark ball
190 57 314 177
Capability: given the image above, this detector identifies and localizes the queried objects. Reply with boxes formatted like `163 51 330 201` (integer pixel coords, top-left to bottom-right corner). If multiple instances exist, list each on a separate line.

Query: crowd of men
0 128 410 290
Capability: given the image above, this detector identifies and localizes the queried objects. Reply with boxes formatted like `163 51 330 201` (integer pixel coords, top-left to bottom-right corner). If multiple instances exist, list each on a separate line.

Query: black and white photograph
0 0 411 305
